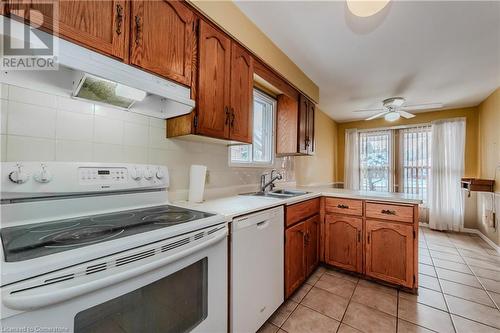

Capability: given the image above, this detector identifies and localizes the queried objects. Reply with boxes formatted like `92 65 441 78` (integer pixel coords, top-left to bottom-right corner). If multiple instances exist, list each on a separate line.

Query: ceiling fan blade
353 108 386 113
402 103 443 111
399 110 415 119
366 111 389 121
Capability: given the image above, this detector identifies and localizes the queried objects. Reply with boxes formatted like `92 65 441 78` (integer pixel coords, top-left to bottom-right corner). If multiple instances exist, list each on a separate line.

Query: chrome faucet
260 169 283 193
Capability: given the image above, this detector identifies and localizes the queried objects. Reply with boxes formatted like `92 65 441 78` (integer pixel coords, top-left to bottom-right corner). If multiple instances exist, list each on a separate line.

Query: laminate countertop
173 186 423 221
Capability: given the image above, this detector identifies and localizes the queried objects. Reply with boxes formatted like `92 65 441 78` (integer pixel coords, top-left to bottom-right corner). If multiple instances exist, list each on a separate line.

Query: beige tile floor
258 227 500 333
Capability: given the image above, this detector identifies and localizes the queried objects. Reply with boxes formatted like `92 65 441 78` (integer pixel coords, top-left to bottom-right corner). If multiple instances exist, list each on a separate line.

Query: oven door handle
3 229 227 311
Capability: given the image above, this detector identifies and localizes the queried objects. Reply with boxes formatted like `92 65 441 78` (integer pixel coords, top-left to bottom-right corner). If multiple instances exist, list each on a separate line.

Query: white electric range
0 162 227 333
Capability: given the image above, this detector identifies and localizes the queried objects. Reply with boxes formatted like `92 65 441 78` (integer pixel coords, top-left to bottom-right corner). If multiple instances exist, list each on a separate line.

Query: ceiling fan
354 97 443 121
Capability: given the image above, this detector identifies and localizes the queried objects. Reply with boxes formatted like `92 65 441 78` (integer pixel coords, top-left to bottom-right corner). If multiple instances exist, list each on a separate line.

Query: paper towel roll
188 165 207 203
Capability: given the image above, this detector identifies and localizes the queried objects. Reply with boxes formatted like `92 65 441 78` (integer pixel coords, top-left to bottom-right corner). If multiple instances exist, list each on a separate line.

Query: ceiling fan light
384 112 400 122
347 0 391 17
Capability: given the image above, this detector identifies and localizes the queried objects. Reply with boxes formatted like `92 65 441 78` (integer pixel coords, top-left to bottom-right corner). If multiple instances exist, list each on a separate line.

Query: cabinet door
324 214 363 273
130 1 194 85
229 43 253 143
9 0 129 60
305 214 320 276
196 20 231 140
306 99 315 154
276 94 299 155
365 220 414 288
285 222 306 299
298 95 308 154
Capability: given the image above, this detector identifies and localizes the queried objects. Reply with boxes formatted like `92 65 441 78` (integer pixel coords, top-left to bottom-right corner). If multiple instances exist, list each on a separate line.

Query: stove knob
34 163 52 183
8 163 29 184
143 168 153 180
130 168 143 180
155 168 164 180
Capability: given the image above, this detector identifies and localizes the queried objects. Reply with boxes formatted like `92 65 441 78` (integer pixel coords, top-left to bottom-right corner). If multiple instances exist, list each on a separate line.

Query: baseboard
462 228 500 253
419 223 500 253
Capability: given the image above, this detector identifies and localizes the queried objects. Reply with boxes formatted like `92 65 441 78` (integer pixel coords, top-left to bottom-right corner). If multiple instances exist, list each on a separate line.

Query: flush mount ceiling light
384 111 400 122
347 0 391 17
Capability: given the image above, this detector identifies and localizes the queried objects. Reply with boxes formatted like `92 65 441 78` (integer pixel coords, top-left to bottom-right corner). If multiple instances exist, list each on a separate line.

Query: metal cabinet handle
367 233 370 244
381 209 396 215
357 230 361 242
337 204 349 209
115 4 124 35
135 15 142 45
230 107 235 128
225 106 230 125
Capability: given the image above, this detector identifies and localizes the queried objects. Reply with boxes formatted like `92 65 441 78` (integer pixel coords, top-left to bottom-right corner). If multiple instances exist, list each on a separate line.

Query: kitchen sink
241 189 309 199
270 189 308 196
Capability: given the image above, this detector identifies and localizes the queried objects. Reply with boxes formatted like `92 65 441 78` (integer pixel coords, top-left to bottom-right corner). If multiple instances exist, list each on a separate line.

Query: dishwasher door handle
256 220 269 229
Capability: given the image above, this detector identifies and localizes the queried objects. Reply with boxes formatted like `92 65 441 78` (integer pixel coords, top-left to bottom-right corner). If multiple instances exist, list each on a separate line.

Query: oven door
1 225 227 333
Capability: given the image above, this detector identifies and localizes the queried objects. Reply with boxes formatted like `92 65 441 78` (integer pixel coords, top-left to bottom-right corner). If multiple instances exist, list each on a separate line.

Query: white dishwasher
231 206 284 333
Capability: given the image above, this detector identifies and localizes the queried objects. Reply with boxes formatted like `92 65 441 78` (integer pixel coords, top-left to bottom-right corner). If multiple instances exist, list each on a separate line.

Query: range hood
2 17 195 118
59 38 195 118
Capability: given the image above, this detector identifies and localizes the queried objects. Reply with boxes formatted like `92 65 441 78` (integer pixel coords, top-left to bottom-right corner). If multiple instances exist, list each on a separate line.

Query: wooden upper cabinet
196 20 231 139
324 214 363 273
276 93 315 156
306 97 315 154
299 94 315 155
365 219 414 288
298 95 309 155
7 0 129 60
276 94 298 155
285 222 306 299
229 43 253 143
305 215 320 276
130 0 194 85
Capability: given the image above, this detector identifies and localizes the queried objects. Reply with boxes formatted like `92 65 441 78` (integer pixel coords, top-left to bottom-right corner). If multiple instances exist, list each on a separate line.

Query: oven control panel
1 162 170 199
78 167 128 184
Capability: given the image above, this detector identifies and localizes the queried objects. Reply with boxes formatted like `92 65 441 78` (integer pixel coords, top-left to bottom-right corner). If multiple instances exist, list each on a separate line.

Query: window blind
400 125 432 203
359 130 392 192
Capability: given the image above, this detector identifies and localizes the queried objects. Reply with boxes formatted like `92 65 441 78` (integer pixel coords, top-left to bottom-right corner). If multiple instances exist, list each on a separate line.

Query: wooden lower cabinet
285 222 306 298
365 219 415 288
284 213 320 298
305 215 320 277
324 214 363 273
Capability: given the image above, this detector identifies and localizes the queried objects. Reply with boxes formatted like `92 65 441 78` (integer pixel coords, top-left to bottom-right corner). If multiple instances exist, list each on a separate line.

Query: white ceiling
235 1 500 122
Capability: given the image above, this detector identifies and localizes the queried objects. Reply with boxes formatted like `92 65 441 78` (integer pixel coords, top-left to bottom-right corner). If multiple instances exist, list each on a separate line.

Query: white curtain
344 129 359 190
429 118 466 231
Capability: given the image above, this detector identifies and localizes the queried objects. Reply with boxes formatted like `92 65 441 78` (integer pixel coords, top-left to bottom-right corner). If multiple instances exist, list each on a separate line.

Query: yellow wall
295 109 338 186
478 88 500 190
335 107 480 181
476 88 500 245
188 0 319 103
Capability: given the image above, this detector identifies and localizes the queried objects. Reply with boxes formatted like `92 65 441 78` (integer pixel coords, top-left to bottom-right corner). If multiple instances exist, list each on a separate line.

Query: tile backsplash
0 83 294 196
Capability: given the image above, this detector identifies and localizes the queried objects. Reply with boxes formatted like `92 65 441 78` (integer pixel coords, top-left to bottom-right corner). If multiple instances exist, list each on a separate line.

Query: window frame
228 89 276 168
398 125 432 205
358 129 394 192
356 123 432 202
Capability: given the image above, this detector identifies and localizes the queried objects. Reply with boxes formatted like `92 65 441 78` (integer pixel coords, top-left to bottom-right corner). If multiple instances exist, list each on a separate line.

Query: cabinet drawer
325 197 363 216
286 198 320 228
366 202 414 223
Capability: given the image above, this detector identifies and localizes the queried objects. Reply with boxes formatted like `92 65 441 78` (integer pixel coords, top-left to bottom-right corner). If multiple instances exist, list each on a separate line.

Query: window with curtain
359 130 392 192
400 125 432 203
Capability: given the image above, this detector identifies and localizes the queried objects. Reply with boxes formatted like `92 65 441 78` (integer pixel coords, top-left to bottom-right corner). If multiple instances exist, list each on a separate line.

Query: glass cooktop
1 205 215 262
